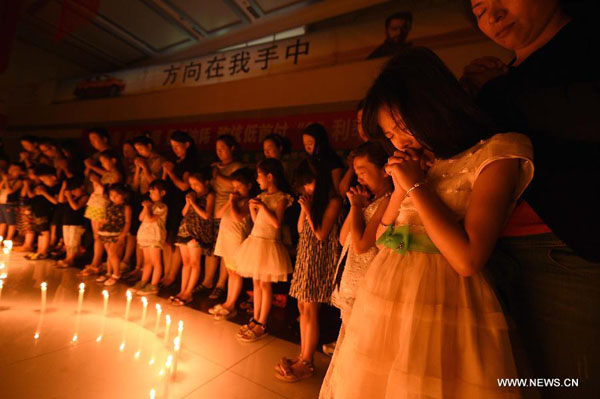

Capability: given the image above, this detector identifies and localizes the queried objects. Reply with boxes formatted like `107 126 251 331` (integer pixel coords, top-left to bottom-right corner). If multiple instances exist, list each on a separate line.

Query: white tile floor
0 252 330 398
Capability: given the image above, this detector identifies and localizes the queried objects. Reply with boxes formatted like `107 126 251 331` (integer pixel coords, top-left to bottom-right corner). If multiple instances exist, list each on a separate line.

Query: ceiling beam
135 0 390 66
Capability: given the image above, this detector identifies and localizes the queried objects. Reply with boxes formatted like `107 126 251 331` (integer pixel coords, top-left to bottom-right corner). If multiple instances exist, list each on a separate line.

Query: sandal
274 356 301 373
95 274 109 283
209 287 226 300
172 296 192 307
208 304 224 315
26 253 48 261
193 284 213 296
104 274 121 287
78 266 99 277
275 359 315 383
238 322 268 343
237 318 257 337
214 307 237 321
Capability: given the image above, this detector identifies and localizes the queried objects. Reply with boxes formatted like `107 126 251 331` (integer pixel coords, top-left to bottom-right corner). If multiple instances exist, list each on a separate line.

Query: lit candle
0 279 3 302
163 314 171 345
76 283 85 313
177 320 183 345
40 282 47 311
124 289 132 321
153 304 162 334
72 283 85 343
97 290 109 342
3 240 12 250
140 297 148 328
149 388 156 399
172 337 181 379
102 290 109 316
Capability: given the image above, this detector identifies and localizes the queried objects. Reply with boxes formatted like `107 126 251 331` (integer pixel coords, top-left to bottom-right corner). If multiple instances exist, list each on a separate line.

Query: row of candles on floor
0 239 13 300
32 282 184 378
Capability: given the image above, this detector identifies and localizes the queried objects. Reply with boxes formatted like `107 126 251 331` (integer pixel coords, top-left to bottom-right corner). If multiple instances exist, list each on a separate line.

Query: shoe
192 284 212 296
214 307 237 321
209 287 226 300
104 275 120 286
27 253 49 261
96 274 109 283
208 304 224 315
136 284 159 296
238 322 268 343
322 342 336 356
132 281 147 294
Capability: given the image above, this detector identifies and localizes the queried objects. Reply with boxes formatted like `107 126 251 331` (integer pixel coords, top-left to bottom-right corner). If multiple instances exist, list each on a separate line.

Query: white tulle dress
235 191 293 282
322 133 534 399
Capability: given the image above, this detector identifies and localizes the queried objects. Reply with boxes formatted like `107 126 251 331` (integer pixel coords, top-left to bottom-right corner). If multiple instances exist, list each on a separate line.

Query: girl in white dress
324 47 533 398
210 168 255 320
235 159 293 342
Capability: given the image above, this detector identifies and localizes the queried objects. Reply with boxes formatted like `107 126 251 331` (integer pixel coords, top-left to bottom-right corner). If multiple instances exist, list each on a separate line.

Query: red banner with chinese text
105 110 361 153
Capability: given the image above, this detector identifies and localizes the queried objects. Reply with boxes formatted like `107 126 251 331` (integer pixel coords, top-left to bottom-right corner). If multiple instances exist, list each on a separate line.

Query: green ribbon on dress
376 224 440 255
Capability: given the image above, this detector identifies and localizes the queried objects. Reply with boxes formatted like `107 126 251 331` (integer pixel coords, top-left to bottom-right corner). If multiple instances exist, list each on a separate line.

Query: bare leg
0 223 6 239
6 225 16 241
222 270 243 310
90 221 104 269
37 231 50 254
140 247 152 284
200 255 217 289
252 279 262 323
122 234 135 266
215 258 228 289
178 245 190 297
257 281 272 326
182 246 201 300
149 247 162 286
300 302 319 362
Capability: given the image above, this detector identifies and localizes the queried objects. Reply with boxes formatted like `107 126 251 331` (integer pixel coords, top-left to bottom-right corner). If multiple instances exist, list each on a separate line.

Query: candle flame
126 290 132 300
96 336 102 342
102 290 109 298
173 337 181 352
3 240 12 249
166 314 171 323
34 332 39 339
178 320 183 332
149 357 155 366
41 282 47 289
155 304 161 312
78 282 85 292
141 296 148 306
134 351 141 359
150 388 156 399
165 355 173 368
72 334 78 342
0 273 7 279
119 342 125 351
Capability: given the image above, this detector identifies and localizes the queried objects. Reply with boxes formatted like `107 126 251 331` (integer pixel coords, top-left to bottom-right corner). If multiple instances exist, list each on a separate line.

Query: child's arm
256 197 286 229
304 197 342 241
87 163 108 176
190 193 214 220
142 203 166 223
119 206 132 243
215 197 231 219
249 197 259 223
6 179 23 195
58 180 67 203
139 201 150 222
297 207 306 233
351 196 390 254
38 186 59 205
230 198 250 223
181 200 190 216
66 193 88 211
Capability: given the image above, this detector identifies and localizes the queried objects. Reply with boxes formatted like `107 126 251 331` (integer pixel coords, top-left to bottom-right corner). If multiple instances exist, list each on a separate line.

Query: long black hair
362 46 496 159
294 158 336 229
257 158 292 195
231 167 260 198
301 123 340 164
170 130 198 163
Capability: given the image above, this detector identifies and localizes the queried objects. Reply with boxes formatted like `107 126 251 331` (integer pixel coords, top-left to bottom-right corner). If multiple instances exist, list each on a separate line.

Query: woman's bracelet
404 181 427 199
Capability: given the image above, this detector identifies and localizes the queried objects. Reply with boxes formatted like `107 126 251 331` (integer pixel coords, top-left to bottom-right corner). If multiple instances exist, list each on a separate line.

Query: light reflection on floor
0 252 330 398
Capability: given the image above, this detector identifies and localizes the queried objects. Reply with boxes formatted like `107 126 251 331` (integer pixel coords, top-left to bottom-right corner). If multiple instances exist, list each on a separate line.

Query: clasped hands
384 148 434 192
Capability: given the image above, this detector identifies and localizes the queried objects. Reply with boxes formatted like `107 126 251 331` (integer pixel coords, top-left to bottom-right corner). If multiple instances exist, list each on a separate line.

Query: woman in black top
301 123 344 195
160 130 201 286
464 1 600 397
